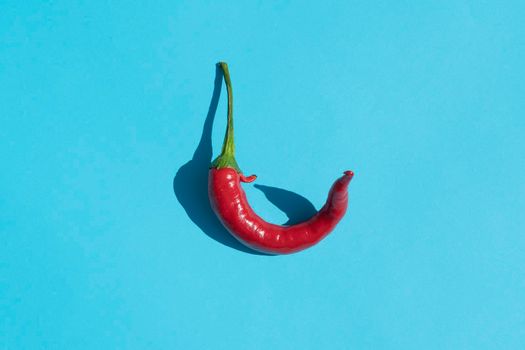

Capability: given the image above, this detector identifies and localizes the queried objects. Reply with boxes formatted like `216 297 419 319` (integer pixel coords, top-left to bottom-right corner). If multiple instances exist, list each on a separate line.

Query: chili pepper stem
211 62 242 172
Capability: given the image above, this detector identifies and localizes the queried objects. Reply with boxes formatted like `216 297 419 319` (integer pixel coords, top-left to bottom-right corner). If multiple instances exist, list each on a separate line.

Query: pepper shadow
253 185 317 225
173 65 265 255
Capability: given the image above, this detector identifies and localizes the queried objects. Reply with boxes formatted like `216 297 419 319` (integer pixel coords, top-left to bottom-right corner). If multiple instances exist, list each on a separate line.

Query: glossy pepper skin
208 62 354 255
209 168 353 254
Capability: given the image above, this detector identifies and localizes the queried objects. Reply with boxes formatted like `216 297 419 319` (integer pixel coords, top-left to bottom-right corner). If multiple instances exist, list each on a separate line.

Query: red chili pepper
208 62 354 254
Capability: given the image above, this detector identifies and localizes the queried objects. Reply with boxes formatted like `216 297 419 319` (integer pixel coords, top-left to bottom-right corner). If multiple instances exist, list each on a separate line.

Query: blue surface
2 1 524 349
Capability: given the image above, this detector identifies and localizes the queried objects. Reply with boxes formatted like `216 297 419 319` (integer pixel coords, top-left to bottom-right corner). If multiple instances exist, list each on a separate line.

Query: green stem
211 62 241 172
220 62 235 156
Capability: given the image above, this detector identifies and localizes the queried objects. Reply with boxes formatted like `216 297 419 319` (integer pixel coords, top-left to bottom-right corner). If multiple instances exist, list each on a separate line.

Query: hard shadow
173 65 266 255
254 185 317 225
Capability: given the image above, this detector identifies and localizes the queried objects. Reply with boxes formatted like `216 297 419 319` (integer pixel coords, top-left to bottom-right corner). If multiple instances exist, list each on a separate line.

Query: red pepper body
206 62 354 254
209 168 354 254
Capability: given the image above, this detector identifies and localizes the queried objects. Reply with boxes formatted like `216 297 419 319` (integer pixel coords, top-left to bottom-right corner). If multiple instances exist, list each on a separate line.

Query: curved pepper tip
240 174 257 183
344 170 354 179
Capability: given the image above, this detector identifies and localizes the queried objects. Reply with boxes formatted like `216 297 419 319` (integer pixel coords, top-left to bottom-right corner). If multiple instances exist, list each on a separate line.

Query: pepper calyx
210 153 241 172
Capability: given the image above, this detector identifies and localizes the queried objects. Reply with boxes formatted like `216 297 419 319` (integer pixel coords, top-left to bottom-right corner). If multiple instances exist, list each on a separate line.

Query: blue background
2 1 524 349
